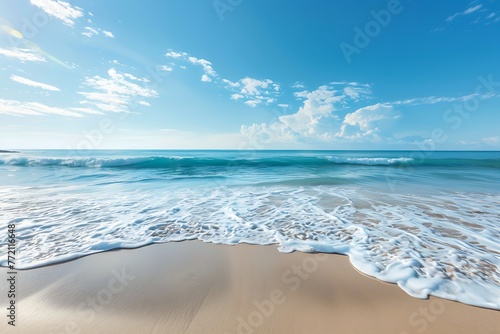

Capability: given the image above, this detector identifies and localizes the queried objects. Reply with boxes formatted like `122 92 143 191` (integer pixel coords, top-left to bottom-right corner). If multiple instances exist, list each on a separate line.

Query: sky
0 0 499 150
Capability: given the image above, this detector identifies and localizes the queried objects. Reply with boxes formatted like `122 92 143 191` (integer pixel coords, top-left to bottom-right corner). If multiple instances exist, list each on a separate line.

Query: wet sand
1 241 498 333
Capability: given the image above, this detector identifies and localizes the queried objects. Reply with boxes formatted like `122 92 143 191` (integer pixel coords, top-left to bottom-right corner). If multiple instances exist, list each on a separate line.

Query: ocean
0 150 499 309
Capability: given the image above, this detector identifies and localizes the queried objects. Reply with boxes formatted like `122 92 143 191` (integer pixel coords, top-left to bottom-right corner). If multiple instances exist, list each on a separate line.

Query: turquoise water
0 150 499 309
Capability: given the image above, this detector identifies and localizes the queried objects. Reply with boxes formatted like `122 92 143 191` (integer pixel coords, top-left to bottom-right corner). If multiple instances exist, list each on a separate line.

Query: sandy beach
1 241 498 334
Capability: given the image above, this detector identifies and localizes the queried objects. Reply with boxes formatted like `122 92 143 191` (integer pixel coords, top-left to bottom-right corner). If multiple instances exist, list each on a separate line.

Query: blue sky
0 0 499 150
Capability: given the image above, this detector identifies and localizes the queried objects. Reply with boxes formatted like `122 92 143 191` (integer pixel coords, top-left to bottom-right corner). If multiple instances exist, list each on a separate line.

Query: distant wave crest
0 155 498 169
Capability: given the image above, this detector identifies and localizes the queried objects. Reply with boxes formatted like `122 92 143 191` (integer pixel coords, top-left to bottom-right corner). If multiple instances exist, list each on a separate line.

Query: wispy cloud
102 30 114 38
435 3 500 30
391 92 498 106
482 136 500 146
30 0 84 26
82 26 115 38
10 75 60 91
165 51 188 59
292 82 305 89
447 4 483 22
159 65 173 72
158 65 174 72
78 68 158 113
0 99 82 117
222 79 239 87
82 26 98 37
0 48 46 62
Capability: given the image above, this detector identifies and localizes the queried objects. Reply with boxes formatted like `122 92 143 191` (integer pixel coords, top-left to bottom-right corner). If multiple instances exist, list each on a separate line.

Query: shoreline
1 241 498 333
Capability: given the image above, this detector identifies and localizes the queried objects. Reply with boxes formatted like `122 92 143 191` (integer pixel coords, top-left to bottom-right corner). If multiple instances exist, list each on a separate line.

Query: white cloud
10 75 60 91
294 90 309 99
138 101 151 106
278 85 346 135
242 83 372 143
238 78 500 146
244 99 262 108
82 27 115 38
222 79 240 87
292 82 305 89
0 48 45 62
224 77 281 107
278 104 290 109
188 56 217 81
482 136 500 146
165 51 188 59
164 49 281 106
78 68 158 113
85 27 98 34
240 122 296 145
159 65 173 72
82 26 98 37
240 78 273 95
79 92 128 105
447 4 483 22
102 30 114 38
342 84 372 101
123 72 149 83
392 92 498 106
30 0 84 26
165 50 217 82
464 5 483 15
339 104 392 133
231 94 244 100
0 99 82 117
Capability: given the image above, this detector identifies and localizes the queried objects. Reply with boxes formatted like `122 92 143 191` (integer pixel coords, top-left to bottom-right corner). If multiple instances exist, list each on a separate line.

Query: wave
0 155 498 169
325 156 413 165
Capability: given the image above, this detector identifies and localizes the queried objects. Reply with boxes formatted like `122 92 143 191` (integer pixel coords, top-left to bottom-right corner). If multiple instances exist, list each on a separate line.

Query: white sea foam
0 184 498 309
325 156 414 165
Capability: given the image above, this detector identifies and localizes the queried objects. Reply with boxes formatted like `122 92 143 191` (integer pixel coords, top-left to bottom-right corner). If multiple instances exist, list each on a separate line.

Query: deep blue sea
1 150 499 309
